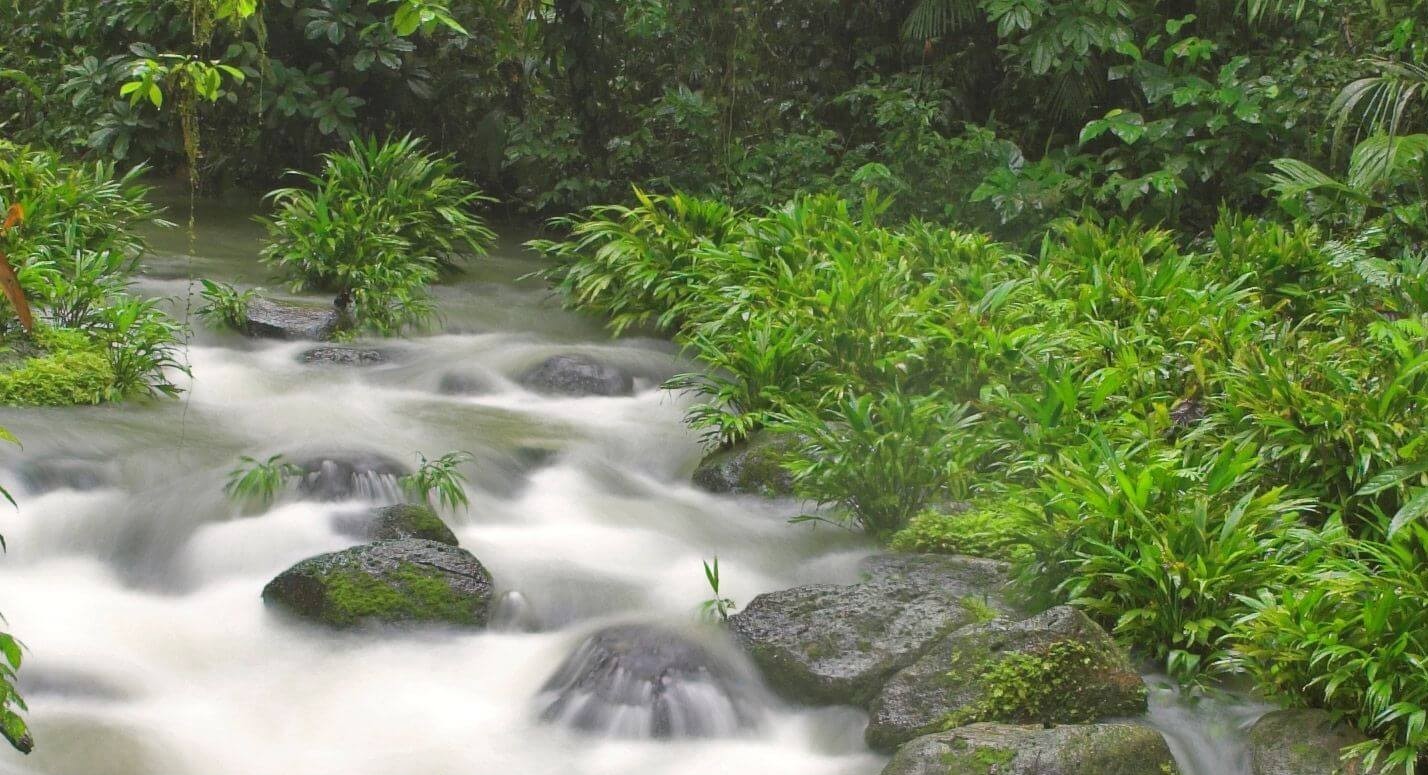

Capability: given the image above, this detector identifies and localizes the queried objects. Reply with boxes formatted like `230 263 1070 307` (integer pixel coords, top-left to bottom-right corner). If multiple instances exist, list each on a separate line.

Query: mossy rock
368 504 459 546
1248 709 1376 775
691 432 800 497
889 498 1034 563
880 723 1180 775
727 554 1016 706
261 539 495 629
0 327 114 406
866 606 1147 751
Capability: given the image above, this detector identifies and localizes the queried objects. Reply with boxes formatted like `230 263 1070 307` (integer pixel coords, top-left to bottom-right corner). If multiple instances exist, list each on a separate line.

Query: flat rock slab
244 297 341 341
518 354 633 397
1248 709 1375 775
300 346 386 366
728 554 1016 706
866 606 1147 751
261 539 495 629
882 723 1180 775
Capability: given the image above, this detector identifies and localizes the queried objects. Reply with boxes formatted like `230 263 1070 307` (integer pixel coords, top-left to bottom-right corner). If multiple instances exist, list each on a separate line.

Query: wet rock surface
537 624 761 739
261 538 495 629
1248 709 1374 775
365 503 459 545
727 554 1016 706
866 606 1147 751
881 723 1181 775
690 432 799 496
518 354 633 397
437 370 498 395
294 452 408 502
243 297 342 341
300 346 386 367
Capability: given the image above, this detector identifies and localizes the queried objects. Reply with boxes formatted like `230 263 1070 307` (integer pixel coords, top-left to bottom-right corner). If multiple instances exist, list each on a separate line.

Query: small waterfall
1142 675 1275 775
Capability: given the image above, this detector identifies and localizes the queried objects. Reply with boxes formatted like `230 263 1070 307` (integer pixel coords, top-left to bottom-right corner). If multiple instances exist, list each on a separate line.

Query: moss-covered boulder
691 432 800 497
881 723 1180 775
518 354 633 397
1248 709 1375 775
0 327 114 406
243 296 342 341
367 504 459 545
727 554 1016 706
261 539 495 629
866 606 1147 751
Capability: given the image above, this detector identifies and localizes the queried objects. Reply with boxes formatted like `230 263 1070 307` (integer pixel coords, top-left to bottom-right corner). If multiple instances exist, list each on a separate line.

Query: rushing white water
0 192 1266 775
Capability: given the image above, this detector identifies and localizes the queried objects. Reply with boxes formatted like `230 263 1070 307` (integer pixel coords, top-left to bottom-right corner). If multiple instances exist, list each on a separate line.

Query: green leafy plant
399 451 472 512
197 279 256 332
224 454 302 510
698 556 736 623
0 424 30 754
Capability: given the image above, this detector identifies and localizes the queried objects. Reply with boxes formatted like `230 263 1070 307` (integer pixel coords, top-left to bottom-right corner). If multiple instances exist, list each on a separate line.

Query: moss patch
889 496 1033 562
942 640 1147 728
319 562 479 627
0 327 114 406
370 504 459 545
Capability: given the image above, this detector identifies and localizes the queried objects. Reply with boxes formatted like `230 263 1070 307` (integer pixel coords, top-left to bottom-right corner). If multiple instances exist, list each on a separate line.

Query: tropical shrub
399 451 472 512
259 136 496 335
197 280 256 332
225 455 302 511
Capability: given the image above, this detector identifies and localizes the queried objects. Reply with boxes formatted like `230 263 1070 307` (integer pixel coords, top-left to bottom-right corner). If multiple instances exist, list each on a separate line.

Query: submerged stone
690 432 799 497
518 354 633 397
261 539 495 629
294 452 408 502
866 606 1147 751
537 624 761 739
881 723 1180 775
300 346 386 367
437 370 497 396
17 457 113 494
243 297 342 341
727 554 1016 706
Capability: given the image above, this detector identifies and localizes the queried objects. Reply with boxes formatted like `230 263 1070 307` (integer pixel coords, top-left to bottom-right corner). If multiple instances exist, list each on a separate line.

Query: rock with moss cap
691 432 800 497
881 723 1180 775
1248 709 1376 775
866 606 1146 751
261 539 495 628
366 504 459 546
727 554 1016 706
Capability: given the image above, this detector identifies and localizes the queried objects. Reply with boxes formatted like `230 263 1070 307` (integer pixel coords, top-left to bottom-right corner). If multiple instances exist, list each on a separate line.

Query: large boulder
366 504 459 545
243 297 342 341
300 346 386 367
1248 709 1375 775
537 624 761 739
881 723 1180 775
261 539 495 628
294 452 407 502
727 554 1016 706
518 354 633 397
866 606 1147 751
691 432 799 497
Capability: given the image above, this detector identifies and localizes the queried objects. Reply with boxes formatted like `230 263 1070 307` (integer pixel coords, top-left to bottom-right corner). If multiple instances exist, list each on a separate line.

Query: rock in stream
881 723 1181 775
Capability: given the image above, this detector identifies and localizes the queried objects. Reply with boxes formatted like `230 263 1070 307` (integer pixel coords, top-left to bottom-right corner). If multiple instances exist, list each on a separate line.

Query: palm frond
902 0 979 42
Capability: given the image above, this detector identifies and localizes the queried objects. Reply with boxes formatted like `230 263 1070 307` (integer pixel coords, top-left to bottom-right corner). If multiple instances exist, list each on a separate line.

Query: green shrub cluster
539 192 1428 769
0 141 184 401
259 136 495 336
889 499 1034 563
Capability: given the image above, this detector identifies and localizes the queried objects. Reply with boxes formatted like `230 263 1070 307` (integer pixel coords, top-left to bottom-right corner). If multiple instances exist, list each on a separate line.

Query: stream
0 191 1268 775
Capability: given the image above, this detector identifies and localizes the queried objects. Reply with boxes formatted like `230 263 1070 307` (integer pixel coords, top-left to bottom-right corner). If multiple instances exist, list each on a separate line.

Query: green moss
941 640 1147 728
0 327 114 406
940 738 1016 775
318 562 477 626
371 504 459 545
889 496 1033 562
960 595 999 624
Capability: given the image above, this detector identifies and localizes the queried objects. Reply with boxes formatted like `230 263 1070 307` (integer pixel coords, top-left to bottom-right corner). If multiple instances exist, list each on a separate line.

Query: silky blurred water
0 189 1266 775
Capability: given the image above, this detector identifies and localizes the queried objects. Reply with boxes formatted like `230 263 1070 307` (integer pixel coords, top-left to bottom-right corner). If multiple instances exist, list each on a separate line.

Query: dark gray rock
538 624 761 739
294 452 407 502
866 606 1147 751
881 723 1180 775
261 539 495 629
17 457 112 494
244 297 342 341
518 354 633 397
727 554 1016 706
301 346 386 367
691 432 799 496
367 504 459 545
1248 709 1375 775
438 370 497 395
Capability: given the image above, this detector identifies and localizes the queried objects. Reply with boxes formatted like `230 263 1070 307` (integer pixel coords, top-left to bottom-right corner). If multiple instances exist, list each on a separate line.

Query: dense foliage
0 141 184 402
258 136 494 335
537 192 1428 770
